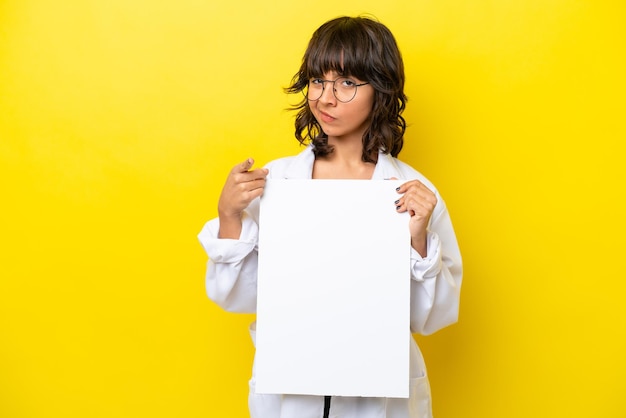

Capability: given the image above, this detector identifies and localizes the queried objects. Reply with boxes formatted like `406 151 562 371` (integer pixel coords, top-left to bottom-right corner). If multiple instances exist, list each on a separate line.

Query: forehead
304 35 369 79
306 46 344 76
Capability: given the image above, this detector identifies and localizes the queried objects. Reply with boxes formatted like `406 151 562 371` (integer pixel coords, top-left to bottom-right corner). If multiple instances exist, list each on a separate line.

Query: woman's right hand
217 158 269 239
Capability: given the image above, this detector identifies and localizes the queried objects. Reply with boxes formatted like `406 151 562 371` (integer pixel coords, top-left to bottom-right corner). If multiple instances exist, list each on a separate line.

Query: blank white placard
255 179 411 398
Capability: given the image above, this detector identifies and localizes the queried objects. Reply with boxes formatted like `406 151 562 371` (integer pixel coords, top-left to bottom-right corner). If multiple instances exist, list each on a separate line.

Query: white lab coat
198 145 463 418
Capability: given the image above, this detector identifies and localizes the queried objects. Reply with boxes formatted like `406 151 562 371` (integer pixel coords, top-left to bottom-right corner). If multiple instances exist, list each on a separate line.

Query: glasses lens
334 77 357 102
305 77 360 102
306 79 324 101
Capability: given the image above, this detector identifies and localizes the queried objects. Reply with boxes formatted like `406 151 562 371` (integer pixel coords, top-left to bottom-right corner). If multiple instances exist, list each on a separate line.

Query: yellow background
1 0 625 417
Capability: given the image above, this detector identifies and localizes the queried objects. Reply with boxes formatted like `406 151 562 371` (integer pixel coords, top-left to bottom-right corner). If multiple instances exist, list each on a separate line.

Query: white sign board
255 179 411 398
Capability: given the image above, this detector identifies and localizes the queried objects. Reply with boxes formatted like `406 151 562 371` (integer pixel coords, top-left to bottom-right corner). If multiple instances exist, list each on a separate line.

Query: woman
198 15 463 418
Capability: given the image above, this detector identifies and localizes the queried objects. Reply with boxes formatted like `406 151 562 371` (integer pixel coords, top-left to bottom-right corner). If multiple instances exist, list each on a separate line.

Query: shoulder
381 154 439 194
264 145 315 179
264 155 298 170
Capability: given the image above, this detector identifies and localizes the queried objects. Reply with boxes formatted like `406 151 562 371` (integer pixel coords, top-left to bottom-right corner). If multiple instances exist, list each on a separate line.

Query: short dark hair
286 16 407 163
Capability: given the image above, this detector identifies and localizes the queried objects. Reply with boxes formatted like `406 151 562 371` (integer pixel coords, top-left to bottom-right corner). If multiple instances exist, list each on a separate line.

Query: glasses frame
305 77 370 103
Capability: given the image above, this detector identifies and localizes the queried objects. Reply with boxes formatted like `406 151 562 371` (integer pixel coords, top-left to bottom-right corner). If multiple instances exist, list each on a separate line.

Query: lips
318 110 336 123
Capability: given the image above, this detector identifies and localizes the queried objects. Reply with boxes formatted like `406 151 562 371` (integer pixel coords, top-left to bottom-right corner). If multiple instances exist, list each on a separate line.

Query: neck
327 136 365 162
312 140 378 179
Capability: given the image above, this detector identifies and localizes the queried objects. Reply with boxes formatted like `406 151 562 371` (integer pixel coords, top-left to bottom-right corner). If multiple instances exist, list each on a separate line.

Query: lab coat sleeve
409 197 463 335
197 210 259 313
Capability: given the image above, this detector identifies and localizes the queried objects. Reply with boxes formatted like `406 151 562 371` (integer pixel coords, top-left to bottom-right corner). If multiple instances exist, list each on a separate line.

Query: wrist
218 212 243 239
411 234 428 258
218 209 242 221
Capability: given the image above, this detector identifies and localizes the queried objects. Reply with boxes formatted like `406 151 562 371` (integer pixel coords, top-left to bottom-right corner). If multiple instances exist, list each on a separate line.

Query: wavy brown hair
285 16 407 163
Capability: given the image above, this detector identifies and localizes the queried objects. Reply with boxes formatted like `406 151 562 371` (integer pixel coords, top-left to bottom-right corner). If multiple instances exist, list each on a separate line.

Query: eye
339 77 357 87
310 78 324 85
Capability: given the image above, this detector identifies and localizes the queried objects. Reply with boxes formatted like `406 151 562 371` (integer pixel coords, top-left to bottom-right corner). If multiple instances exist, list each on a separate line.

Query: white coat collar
281 145 406 180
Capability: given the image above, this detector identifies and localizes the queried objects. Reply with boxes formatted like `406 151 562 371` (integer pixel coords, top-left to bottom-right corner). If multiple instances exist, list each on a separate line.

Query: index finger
232 158 255 173
395 179 423 193
246 167 269 180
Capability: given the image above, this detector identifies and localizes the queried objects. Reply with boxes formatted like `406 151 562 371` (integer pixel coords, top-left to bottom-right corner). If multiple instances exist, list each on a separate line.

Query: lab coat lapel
281 146 404 180
282 146 315 179
372 151 405 180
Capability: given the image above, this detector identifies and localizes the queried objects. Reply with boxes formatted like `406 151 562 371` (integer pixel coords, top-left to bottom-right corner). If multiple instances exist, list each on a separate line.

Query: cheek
355 102 374 121
359 93 375 118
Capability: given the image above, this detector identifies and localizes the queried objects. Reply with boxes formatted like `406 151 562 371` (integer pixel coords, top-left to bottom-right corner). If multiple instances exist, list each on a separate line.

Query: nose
318 82 337 104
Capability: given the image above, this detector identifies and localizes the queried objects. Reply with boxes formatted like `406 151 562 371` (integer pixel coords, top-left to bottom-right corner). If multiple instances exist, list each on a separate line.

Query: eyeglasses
305 77 369 103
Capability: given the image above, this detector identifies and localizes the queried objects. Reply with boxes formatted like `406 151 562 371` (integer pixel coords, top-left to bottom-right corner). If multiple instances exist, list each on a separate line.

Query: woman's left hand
395 180 437 257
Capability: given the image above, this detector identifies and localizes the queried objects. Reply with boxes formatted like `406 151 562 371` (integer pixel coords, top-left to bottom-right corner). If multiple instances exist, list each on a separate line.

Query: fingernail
394 200 400 204
396 205 401 210
395 187 400 191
